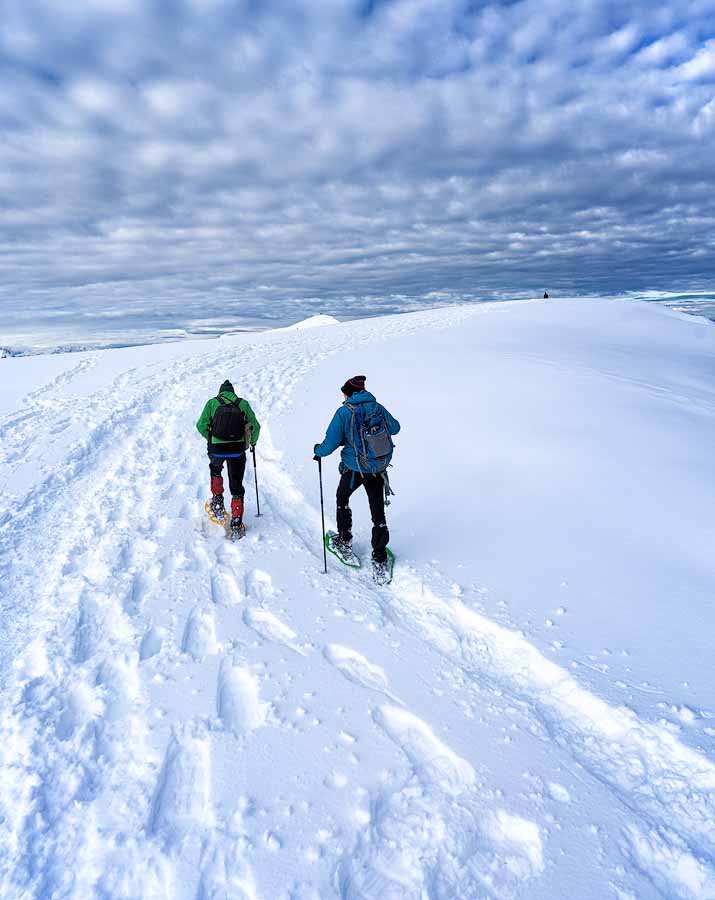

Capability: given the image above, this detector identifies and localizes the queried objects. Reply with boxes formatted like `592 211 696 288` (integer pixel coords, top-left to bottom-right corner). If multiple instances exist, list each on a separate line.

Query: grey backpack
345 402 394 474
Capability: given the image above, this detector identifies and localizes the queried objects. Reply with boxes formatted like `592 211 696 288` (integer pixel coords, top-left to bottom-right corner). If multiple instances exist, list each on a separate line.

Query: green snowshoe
325 531 361 568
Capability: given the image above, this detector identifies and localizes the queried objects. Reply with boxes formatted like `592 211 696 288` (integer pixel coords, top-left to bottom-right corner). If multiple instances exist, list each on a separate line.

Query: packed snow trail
1 299 715 899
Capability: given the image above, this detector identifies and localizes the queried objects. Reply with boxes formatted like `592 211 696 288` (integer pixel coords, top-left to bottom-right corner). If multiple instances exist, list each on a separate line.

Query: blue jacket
315 390 401 472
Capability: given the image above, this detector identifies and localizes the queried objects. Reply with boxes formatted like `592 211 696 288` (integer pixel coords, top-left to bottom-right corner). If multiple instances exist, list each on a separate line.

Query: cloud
674 39 715 81
1 0 715 344
635 31 689 66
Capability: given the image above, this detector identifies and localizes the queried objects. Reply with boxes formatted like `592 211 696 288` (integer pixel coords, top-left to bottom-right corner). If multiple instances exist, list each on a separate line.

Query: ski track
0 304 710 899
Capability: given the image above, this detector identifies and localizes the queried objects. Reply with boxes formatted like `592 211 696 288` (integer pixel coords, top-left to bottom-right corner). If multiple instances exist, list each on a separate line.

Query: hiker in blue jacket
313 375 400 576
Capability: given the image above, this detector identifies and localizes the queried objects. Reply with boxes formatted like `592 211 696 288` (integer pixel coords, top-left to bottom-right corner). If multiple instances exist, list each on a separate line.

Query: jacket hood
343 390 376 405
218 389 239 402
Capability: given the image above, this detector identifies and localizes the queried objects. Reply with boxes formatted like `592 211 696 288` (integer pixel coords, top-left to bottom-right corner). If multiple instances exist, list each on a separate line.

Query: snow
282 314 341 330
1 298 715 899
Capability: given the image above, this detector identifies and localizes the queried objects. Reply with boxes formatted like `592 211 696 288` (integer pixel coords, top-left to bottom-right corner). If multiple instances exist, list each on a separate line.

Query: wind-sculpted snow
0 299 714 899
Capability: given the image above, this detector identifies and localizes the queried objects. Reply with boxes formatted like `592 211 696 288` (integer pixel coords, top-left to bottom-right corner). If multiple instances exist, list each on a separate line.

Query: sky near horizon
1 0 715 338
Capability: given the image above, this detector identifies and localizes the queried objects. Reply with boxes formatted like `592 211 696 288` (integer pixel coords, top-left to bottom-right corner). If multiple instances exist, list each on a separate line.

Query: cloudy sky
2 0 715 342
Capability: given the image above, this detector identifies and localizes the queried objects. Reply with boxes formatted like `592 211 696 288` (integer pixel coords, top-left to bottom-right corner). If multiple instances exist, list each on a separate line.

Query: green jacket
196 390 261 445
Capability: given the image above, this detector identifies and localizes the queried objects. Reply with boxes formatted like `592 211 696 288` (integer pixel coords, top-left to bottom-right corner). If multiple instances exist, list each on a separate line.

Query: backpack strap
216 394 243 408
357 404 372 467
209 395 224 442
344 403 361 474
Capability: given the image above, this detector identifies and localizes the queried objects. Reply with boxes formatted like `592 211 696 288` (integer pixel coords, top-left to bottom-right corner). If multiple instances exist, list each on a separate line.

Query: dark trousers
209 454 246 499
336 469 388 562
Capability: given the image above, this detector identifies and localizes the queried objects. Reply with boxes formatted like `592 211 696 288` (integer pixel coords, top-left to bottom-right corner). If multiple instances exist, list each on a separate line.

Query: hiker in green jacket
196 380 261 531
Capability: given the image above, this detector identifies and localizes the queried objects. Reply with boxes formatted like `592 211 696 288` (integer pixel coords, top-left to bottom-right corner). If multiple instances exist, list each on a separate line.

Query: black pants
209 454 246 499
337 469 388 562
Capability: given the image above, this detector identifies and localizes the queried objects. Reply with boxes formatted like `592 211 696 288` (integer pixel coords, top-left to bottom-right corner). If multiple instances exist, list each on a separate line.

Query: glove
313 443 321 462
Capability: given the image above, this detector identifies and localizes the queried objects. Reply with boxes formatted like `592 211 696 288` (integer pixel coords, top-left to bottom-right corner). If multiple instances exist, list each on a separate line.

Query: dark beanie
219 379 234 394
341 375 366 397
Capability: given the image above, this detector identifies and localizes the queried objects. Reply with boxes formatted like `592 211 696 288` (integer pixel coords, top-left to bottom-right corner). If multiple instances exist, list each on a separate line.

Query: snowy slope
1 298 715 900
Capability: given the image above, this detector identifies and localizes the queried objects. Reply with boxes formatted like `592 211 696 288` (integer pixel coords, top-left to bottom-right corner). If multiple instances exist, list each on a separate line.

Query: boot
210 476 225 519
333 533 353 556
326 532 359 566
230 497 244 529
372 554 391 586
229 497 246 539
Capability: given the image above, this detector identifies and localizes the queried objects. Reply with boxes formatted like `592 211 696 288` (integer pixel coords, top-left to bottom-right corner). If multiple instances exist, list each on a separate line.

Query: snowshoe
325 531 361 568
229 517 247 541
372 548 395 586
205 498 228 526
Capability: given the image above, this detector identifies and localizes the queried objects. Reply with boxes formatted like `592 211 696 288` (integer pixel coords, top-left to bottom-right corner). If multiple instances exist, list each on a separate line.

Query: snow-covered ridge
7 290 715 365
282 314 341 330
0 314 339 359
1 298 714 899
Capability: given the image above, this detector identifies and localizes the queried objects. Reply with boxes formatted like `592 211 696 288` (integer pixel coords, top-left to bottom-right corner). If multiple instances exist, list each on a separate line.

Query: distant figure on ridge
314 375 400 585
196 380 261 539
544 291 549 299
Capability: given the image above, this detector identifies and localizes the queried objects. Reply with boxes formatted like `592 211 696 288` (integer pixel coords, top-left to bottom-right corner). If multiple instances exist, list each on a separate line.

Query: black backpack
210 395 248 442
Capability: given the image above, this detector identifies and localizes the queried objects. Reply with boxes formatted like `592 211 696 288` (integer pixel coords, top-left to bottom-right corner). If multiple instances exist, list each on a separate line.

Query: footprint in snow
216 657 269 736
623 824 715 900
182 605 219 659
140 625 166 661
375 705 475 795
96 843 174 900
160 552 184 579
96 652 141 723
190 542 213 571
74 593 104 664
74 589 132 663
243 608 307 656
124 569 156 616
245 568 274 602
323 644 402 704
150 730 214 847
338 706 544 898
197 839 258 900
55 680 102 741
211 567 243 606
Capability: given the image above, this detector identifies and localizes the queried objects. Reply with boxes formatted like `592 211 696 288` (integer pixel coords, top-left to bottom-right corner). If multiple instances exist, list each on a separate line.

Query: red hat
341 375 366 397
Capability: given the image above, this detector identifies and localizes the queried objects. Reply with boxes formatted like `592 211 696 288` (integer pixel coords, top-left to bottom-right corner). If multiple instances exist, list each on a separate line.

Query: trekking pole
251 445 261 517
317 457 327 574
